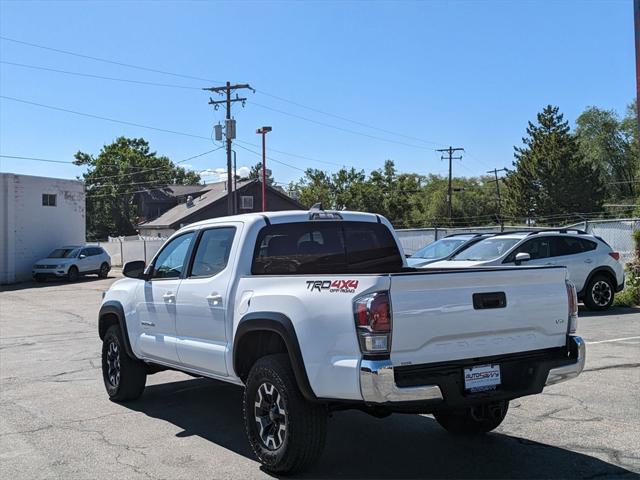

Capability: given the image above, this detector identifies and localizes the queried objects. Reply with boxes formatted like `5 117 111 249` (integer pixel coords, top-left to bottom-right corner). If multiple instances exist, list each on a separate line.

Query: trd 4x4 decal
306 280 359 293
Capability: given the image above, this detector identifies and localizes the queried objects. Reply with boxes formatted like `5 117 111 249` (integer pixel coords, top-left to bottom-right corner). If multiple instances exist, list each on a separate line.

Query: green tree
74 137 200 239
504 105 605 219
575 104 638 201
246 162 274 185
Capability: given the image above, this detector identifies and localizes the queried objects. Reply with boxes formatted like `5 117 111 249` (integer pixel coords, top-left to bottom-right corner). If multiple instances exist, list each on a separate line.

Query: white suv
425 229 624 310
32 245 111 282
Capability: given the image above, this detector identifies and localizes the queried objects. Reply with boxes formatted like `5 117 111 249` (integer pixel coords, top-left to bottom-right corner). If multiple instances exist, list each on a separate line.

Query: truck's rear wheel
243 354 327 474
434 400 509 434
101 325 146 402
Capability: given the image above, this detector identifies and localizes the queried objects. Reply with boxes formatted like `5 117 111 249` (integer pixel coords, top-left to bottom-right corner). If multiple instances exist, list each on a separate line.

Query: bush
614 260 640 307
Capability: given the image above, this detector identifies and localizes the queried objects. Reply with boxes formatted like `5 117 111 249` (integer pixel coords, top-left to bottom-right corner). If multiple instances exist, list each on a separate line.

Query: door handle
141 321 155 327
163 292 176 302
206 293 223 306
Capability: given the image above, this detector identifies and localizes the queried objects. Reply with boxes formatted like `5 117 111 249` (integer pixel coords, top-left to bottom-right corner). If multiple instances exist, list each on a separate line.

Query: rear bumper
359 335 585 407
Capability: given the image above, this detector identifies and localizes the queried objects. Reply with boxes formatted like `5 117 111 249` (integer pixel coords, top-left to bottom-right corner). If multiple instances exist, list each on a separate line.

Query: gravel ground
1 271 639 479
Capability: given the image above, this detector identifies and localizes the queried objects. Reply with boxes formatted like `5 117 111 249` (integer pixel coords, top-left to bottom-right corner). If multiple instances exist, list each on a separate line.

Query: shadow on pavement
0 275 112 292
578 305 640 317
124 377 637 479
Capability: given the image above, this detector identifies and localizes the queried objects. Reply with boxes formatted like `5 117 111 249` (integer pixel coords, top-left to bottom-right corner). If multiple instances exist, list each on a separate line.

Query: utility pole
635 0 639 140
487 167 509 232
436 146 464 221
203 82 254 215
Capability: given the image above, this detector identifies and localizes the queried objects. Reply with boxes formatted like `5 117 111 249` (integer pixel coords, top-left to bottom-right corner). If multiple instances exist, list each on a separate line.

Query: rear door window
552 236 585 257
252 221 402 274
189 227 236 277
580 239 597 252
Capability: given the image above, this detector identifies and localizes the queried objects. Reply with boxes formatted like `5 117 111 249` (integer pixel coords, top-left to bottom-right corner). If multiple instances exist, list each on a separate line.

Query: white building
0 173 85 284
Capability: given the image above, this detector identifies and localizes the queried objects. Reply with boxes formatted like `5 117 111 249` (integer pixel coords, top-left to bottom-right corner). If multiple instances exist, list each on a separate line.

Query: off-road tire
101 325 146 402
98 262 110 279
243 354 327 475
67 266 79 282
434 400 509 434
583 274 615 311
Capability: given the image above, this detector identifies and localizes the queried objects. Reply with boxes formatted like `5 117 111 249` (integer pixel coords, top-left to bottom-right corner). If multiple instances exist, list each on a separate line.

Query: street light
256 126 272 212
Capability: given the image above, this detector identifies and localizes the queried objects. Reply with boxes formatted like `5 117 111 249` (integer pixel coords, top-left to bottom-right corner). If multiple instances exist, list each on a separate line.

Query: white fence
396 218 639 266
99 218 639 267
98 239 165 267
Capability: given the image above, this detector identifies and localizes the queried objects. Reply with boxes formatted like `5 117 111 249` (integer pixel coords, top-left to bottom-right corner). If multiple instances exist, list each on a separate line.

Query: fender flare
233 312 317 402
579 266 618 296
98 301 136 359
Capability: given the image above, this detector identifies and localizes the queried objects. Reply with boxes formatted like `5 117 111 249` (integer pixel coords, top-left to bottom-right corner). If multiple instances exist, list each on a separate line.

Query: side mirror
123 260 147 279
514 252 531 266
79 254 86 259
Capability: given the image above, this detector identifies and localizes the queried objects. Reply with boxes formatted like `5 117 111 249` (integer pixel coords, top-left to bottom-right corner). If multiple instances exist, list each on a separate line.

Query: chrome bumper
359 359 443 404
545 335 586 386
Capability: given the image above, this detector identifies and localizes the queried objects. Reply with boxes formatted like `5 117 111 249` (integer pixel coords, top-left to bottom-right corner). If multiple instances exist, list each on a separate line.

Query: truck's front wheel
243 354 327 474
101 325 146 402
434 400 509 434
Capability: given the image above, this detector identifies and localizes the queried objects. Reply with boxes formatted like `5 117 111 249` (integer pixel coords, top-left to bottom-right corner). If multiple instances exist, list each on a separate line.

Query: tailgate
389 267 569 366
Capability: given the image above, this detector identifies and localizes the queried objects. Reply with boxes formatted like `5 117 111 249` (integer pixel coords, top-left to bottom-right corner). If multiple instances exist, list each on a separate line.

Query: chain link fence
396 218 639 266
98 218 639 268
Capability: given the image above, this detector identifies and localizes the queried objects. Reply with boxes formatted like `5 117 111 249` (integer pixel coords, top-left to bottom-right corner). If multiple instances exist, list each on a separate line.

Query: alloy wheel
591 280 612 307
254 382 288 450
106 341 121 388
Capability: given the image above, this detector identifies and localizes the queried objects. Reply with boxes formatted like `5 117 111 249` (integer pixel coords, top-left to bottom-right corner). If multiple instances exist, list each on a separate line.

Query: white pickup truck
98 207 585 474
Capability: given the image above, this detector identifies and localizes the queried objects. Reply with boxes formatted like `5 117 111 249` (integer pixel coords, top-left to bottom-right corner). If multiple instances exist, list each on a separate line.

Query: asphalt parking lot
1 272 639 480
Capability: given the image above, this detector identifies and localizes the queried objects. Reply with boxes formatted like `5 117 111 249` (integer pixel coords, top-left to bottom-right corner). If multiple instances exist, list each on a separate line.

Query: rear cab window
251 221 403 275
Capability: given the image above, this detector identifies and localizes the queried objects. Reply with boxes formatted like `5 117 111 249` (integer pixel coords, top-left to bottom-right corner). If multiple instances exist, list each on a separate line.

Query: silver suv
32 245 111 282
426 229 625 310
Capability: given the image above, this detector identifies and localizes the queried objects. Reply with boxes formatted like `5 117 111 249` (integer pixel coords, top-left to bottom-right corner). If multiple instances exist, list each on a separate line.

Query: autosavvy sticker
306 280 359 293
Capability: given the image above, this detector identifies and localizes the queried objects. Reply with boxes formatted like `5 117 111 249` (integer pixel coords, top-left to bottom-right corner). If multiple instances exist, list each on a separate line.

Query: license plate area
464 364 501 392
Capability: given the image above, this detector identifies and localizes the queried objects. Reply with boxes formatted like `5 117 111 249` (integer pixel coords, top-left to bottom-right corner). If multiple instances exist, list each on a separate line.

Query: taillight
566 280 578 334
609 252 620 261
353 291 392 355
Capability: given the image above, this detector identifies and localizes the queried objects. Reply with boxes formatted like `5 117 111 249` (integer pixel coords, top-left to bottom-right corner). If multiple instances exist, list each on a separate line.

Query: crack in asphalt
583 363 640 373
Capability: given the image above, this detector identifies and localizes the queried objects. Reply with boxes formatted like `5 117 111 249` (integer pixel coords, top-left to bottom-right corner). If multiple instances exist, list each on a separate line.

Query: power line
85 147 225 181
234 139 349 169
1 147 223 175
254 89 447 147
0 36 451 149
233 142 307 172
0 95 211 140
0 60 201 90
0 96 352 174
0 154 74 165
249 100 436 151
0 35 223 84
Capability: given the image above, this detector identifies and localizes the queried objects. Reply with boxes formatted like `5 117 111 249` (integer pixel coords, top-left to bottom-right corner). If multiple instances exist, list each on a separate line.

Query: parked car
98 207 584 474
32 245 111 282
406 233 494 267
424 229 624 310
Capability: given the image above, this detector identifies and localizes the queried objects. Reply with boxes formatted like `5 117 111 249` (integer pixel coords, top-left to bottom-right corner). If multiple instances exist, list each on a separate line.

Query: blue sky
0 0 635 186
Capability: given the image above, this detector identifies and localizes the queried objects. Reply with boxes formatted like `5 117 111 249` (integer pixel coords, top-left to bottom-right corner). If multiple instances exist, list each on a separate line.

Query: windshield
47 248 80 259
451 238 521 261
412 238 468 259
